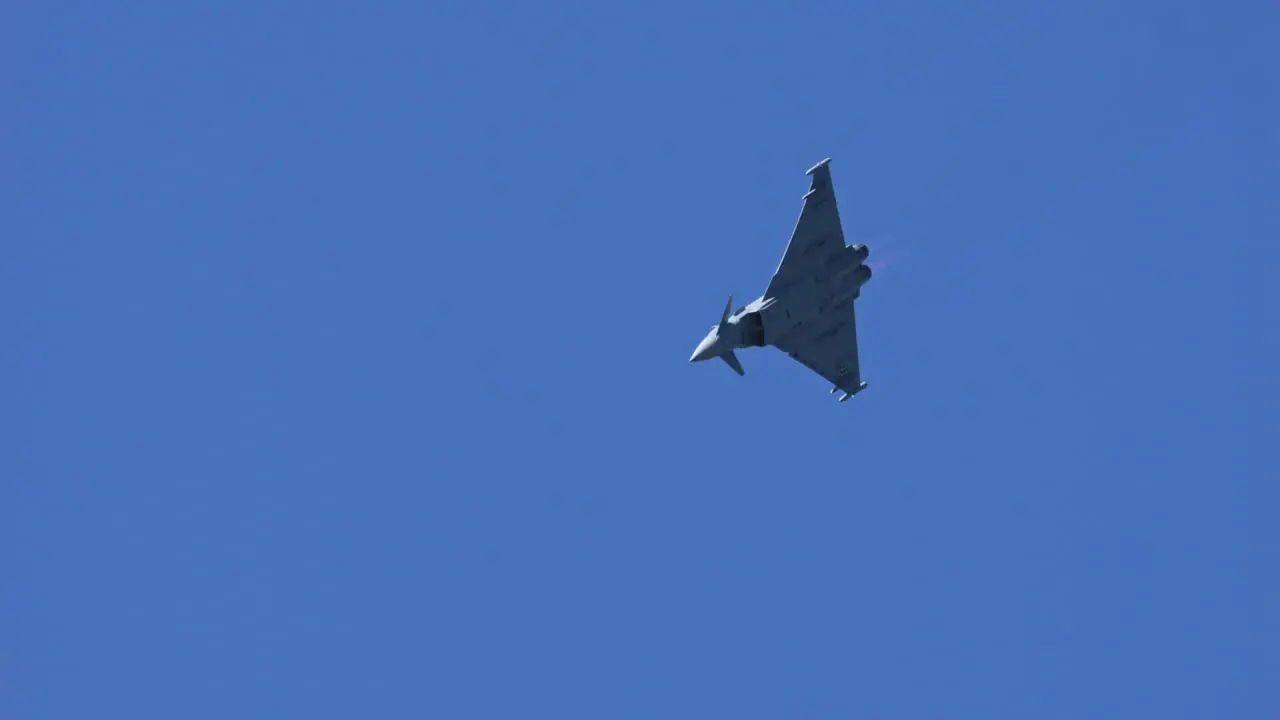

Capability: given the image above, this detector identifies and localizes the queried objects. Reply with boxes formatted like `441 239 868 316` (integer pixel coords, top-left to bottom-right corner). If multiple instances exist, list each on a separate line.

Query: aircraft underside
689 157 872 403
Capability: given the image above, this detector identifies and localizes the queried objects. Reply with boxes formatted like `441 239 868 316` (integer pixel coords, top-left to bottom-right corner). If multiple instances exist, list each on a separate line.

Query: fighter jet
689 158 872 402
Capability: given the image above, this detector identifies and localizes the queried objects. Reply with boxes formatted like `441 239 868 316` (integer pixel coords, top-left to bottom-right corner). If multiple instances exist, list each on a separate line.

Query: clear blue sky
6 2 1278 718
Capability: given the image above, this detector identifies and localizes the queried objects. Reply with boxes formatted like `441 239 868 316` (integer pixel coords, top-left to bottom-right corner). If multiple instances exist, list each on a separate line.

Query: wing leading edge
765 158 846 298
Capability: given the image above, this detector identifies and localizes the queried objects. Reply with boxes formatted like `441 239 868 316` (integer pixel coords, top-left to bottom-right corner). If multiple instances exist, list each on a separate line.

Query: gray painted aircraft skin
689 158 872 403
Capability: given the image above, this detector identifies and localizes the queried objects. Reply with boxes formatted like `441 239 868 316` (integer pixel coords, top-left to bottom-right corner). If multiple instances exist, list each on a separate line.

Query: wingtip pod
805 157 832 176
837 382 869 403
806 158 833 191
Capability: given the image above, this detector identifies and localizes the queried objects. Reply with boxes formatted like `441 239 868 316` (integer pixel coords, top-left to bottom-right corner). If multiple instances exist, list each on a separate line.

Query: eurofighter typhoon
689 158 872 403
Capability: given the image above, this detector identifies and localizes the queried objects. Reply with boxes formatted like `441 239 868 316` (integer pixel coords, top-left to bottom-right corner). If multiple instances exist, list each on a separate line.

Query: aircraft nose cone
690 334 717 362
